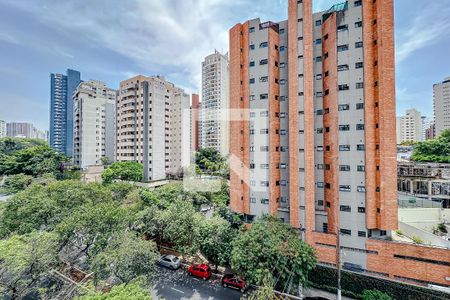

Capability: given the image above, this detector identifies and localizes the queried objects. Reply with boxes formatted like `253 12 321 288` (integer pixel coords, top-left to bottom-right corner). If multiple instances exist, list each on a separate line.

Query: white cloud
396 2 450 63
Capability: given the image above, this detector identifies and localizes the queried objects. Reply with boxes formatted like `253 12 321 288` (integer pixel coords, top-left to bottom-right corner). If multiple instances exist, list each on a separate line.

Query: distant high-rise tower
0 120 6 138
191 93 200 155
201 51 230 156
396 109 423 143
433 77 450 136
50 69 81 156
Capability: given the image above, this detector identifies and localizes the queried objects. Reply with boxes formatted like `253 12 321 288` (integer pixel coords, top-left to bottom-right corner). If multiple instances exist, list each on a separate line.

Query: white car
158 254 181 270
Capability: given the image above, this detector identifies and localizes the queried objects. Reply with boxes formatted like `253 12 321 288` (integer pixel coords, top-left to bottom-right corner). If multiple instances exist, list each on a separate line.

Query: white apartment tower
201 50 230 156
433 77 450 136
73 80 117 168
396 108 423 144
0 120 6 138
116 75 190 181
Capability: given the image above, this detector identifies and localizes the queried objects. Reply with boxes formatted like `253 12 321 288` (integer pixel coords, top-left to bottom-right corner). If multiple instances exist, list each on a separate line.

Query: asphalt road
150 265 242 300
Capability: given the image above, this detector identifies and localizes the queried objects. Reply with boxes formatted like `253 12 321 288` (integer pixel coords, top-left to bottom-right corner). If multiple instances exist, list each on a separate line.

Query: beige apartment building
433 77 450 136
396 108 423 144
73 80 116 168
229 0 449 287
116 75 190 181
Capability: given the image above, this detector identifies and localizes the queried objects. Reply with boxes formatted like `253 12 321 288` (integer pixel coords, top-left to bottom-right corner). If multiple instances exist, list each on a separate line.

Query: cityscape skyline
1 0 450 130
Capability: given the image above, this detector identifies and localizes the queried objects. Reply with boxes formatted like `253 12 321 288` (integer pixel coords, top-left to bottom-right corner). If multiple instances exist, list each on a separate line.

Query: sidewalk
303 287 355 300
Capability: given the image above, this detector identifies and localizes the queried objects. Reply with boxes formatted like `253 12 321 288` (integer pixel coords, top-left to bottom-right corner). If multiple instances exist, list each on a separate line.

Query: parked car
187 263 212 280
222 273 246 293
158 254 181 270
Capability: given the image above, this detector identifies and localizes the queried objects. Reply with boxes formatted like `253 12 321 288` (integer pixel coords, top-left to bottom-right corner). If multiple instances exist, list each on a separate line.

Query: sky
0 0 449 130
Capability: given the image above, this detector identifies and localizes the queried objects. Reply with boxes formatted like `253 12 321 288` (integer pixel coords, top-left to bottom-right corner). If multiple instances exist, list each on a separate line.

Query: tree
361 289 393 300
75 283 152 300
412 129 450 163
195 216 236 269
91 232 158 285
231 216 316 292
2 173 33 194
56 201 128 263
0 137 45 156
0 145 68 176
101 161 143 184
247 277 279 300
0 181 113 237
195 147 227 176
132 205 166 242
100 156 111 166
0 231 59 299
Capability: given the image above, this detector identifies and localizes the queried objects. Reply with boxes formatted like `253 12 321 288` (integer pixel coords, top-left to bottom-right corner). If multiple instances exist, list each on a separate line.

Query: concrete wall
399 221 449 249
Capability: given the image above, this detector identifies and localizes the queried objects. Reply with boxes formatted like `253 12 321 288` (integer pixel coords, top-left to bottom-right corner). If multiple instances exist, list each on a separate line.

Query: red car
187 263 212 280
222 274 246 292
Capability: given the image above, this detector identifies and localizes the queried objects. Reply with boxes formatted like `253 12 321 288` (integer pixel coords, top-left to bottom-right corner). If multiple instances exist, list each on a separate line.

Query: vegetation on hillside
101 161 144 184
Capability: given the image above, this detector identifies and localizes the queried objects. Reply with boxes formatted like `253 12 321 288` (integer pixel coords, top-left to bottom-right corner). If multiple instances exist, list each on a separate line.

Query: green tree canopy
101 161 143 184
0 231 59 299
412 129 450 163
195 147 228 176
75 283 152 300
362 289 393 300
231 216 316 292
0 137 46 156
194 216 236 269
2 173 33 194
91 232 158 284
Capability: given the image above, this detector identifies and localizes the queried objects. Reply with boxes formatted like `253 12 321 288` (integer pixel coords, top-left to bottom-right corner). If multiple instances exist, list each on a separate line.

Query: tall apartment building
230 0 449 287
396 108 423 144
201 51 230 156
191 93 200 155
433 77 450 137
73 80 117 169
116 75 190 181
7 122 36 138
0 120 6 138
50 69 82 156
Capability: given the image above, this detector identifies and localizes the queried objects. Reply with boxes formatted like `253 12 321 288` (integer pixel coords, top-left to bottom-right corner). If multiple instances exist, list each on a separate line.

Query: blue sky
0 0 449 130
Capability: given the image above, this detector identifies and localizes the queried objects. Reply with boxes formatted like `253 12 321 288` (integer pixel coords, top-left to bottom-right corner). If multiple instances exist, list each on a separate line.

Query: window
315 38 322 45
260 146 269 152
355 41 363 48
317 164 323 170
339 84 349 91
249 129 255 135
280 79 287 85
356 82 364 89
355 62 363 69
260 76 268 82
340 185 351 192
260 128 269 134
250 197 256 203
317 146 323 151
250 146 255 152
317 182 324 188
260 59 268 65
357 186 366 193
280 163 287 169
355 21 362 28
280 129 287 135
280 180 287 186
280 46 286 52
337 24 348 31
315 20 322 26
317 128 323 133
249 61 255 67
356 124 365 130
315 56 322 62
340 165 350 171
357 165 365 172
358 231 367 237
337 44 349 52
340 205 351 212
356 103 364 109
250 180 255 186
358 207 366 213
260 111 269 117
260 93 268 100
260 198 269 204
339 145 350 151
339 125 350 131
280 146 288 152
260 181 269 187
259 42 268 48
357 144 365 151
249 163 255 169
338 64 349 71
340 229 351 235
249 27 255 32
249 78 255 84
316 92 323 97
354 0 362 7
338 104 350 111
280 62 286 68
250 112 255 118
316 109 323 115
260 164 269 169
279 28 285 34
249 44 255 50
316 74 322 80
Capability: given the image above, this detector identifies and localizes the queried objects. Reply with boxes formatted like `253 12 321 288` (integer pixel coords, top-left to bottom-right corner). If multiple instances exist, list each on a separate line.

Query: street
150 266 242 300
